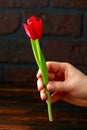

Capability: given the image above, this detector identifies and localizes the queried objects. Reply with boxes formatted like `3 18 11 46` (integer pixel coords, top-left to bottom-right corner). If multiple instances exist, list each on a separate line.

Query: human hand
37 62 87 107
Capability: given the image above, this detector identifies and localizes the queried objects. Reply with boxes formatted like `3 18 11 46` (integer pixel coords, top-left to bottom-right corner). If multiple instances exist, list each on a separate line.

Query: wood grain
0 83 87 130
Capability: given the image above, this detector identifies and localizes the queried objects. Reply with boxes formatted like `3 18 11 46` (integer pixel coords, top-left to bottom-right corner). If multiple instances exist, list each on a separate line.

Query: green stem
31 39 53 122
39 48 53 122
35 39 41 62
46 89 53 122
30 39 40 68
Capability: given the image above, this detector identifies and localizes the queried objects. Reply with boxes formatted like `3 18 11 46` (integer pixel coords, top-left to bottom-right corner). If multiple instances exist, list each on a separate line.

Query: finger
37 61 61 78
40 89 47 101
48 73 55 80
36 69 42 78
46 61 65 73
37 78 44 91
37 61 65 78
50 92 62 104
37 70 55 80
47 81 65 92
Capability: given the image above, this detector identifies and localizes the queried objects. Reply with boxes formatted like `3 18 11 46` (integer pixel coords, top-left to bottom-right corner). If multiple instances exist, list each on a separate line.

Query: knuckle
59 82 64 91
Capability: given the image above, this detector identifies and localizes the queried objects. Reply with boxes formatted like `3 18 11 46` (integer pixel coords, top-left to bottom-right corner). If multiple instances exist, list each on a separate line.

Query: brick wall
0 0 87 83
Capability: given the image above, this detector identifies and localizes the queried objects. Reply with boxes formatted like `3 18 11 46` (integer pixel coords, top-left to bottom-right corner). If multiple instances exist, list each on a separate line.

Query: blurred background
0 0 87 83
0 0 87 129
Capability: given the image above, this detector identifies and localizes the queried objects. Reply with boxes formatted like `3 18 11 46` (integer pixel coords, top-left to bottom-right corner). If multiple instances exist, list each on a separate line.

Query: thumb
47 81 66 92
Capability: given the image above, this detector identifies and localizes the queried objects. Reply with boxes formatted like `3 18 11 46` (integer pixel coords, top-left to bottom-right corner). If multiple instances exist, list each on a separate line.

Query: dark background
0 0 87 83
0 0 87 129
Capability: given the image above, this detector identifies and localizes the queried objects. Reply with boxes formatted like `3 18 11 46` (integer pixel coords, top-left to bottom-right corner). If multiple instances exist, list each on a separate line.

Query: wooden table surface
0 82 87 130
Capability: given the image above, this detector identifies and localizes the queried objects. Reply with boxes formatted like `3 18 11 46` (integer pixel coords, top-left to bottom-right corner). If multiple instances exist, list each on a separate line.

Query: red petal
23 24 36 40
27 16 38 24
28 21 38 38
38 18 43 39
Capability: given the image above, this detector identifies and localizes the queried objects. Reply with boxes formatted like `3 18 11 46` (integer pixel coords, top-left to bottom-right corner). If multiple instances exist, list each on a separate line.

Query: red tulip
23 16 43 40
23 16 53 122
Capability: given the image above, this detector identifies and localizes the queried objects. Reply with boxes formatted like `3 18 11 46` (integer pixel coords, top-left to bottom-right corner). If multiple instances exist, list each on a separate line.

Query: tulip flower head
23 16 43 40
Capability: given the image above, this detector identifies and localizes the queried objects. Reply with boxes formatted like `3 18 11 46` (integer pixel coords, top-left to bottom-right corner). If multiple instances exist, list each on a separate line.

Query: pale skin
37 62 87 107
